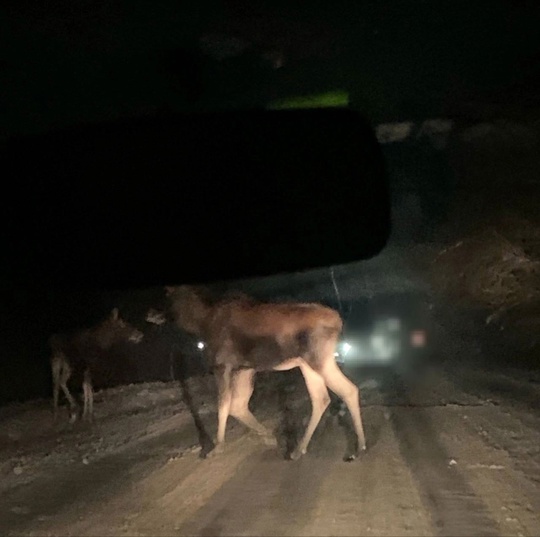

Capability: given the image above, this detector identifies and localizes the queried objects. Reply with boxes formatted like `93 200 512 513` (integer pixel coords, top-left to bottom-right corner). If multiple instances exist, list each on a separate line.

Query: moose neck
170 287 213 337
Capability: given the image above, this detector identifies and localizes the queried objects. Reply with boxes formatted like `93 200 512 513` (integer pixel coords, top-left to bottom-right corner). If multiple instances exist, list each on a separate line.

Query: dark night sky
2 0 540 141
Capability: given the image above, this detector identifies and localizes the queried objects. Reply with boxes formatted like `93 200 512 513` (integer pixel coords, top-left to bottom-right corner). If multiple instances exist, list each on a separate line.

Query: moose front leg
82 370 94 422
60 382 79 423
230 368 276 446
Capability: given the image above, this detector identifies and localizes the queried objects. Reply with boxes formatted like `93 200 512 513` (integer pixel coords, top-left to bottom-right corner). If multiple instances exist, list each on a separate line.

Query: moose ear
110 307 119 320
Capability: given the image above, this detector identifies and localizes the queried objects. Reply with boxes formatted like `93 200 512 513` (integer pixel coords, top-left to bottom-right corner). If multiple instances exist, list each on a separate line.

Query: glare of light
411 330 426 347
197 341 205 350
371 335 385 352
370 335 393 360
334 352 339 357
342 342 352 356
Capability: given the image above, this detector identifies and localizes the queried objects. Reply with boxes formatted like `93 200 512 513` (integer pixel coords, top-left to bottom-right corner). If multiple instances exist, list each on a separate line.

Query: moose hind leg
51 356 62 421
207 364 233 457
82 370 94 422
230 369 275 445
290 363 330 460
53 381 60 421
321 362 366 460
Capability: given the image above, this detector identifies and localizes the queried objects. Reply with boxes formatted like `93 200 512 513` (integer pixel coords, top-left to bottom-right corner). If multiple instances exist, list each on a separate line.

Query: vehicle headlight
371 335 393 360
371 335 385 352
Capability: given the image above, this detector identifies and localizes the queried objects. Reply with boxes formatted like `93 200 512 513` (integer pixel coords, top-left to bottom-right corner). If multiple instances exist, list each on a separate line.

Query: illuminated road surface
1 364 540 537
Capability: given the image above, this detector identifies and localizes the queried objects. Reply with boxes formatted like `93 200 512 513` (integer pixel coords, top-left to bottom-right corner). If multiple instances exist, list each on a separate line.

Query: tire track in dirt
442 362 540 489
431 405 540 536
8 367 535 536
382 373 500 537
122 432 275 536
177 449 328 536
176 402 434 536
175 411 348 536
299 406 434 537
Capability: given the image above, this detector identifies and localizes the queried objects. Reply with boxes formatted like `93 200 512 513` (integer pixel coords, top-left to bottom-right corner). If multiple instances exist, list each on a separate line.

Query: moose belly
229 330 309 372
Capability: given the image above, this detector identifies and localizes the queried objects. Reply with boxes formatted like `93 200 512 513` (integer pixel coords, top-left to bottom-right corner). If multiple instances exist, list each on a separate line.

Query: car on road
335 293 430 368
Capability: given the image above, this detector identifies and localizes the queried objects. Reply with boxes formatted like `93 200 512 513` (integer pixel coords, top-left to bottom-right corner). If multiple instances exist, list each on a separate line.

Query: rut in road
381 371 499 537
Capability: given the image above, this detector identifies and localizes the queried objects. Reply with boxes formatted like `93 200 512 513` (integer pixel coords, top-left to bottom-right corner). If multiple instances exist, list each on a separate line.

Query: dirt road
1 363 540 537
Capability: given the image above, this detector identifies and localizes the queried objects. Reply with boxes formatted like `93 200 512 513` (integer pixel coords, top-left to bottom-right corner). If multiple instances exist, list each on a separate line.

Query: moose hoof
289 448 306 461
344 445 366 462
261 434 278 447
206 443 225 458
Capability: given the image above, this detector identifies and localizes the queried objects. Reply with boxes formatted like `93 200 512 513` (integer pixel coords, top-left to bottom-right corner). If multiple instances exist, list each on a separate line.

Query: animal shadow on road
273 370 383 460
178 376 215 458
